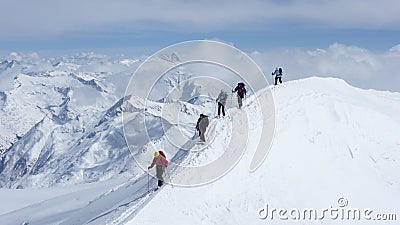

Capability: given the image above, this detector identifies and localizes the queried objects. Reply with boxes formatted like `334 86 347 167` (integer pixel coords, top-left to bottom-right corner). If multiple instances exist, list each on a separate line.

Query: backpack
237 83 246 95
158 150 166 159
158 150 168 166
278 68 282 75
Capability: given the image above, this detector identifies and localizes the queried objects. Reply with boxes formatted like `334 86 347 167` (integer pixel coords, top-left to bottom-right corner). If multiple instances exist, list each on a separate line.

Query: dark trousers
275 76 282 85
156 165 164 187
237 95 243 109
218 102 225 116
199 128 206 142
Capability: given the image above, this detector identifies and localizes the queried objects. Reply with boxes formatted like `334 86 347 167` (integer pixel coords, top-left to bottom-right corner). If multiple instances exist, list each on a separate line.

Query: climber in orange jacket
148 150 169 187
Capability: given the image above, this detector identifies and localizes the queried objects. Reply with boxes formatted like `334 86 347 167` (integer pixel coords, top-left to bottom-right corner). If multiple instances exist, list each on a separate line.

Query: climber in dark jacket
232 82 246 109
196 114 209 142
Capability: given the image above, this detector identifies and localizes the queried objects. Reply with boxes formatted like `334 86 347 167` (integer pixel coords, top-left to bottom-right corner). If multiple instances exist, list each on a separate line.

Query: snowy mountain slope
0 94 214 225
130 77 400 225
0 52 226 223
55 100 219 225
0 53 210 189
0 55 125 154
0 55 139 188
0 178 125 225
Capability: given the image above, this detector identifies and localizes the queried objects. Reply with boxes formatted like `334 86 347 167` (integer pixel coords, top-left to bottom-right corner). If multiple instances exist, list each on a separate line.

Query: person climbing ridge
148 150 168 189
232 82 247 109
272 67 283 85
196 114 209 142
216 89 228 117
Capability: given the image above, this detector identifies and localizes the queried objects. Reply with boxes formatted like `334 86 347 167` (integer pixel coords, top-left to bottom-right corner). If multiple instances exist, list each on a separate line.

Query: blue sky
2 29 400 53
1 0 399 53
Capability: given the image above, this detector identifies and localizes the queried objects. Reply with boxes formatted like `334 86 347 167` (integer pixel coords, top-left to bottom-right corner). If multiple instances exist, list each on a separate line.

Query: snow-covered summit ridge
131 76 400 225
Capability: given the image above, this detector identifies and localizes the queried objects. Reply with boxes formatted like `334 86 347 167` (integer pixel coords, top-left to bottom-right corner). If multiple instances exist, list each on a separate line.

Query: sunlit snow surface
0 53 399 225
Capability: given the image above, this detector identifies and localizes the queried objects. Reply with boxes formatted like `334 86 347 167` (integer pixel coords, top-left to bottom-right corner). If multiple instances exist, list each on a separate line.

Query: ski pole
147 169 150 193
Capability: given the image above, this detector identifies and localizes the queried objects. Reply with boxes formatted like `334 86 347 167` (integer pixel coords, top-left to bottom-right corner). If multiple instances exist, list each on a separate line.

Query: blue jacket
272 68 282 77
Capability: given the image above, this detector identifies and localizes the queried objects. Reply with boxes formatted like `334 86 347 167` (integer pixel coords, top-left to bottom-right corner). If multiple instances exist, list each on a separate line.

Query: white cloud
250 43 400 92
7 52 23 61
1 0 399 38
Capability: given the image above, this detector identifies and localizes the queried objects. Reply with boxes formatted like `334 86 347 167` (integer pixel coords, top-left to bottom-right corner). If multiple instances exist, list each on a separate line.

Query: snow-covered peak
130 77 400 225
